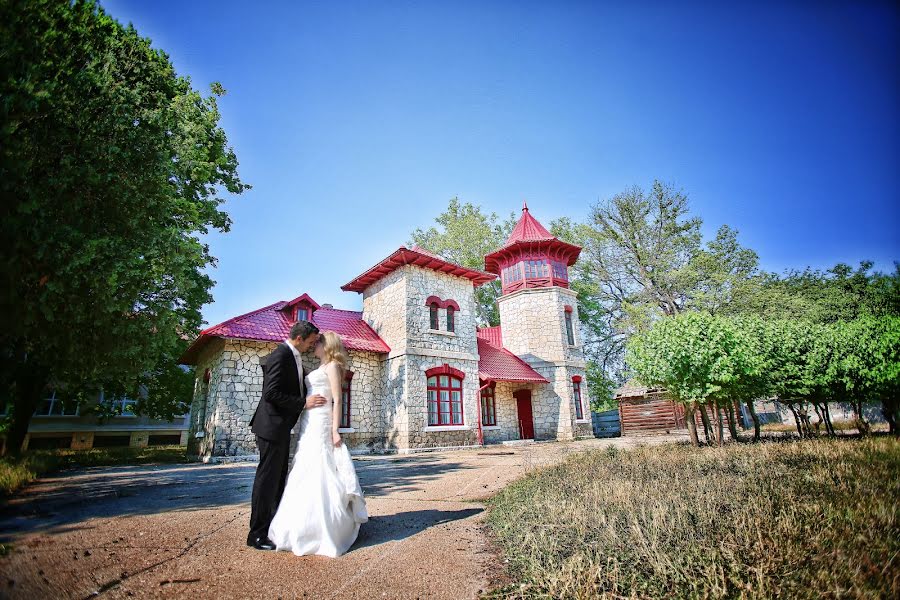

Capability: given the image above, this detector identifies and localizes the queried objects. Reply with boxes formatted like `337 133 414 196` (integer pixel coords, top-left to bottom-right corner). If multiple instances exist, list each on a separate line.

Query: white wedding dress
268 363 369 557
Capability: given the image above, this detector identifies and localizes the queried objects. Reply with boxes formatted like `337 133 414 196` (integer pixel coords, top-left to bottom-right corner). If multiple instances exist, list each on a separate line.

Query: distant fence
592 409 621 438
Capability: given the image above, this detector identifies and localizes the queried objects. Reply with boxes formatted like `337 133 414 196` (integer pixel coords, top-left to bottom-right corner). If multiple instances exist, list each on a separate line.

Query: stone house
180 204 594 459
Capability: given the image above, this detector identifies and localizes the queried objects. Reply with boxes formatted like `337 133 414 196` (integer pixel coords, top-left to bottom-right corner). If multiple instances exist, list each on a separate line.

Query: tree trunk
745 399 761 441
698 403 713 445
4 371 46 456
811 403 825 436
853 400 870 435
715 406 724 445
726 401 739 442
787 404 804 438
817 402 835 437
882 399 899 436
685 402 700 446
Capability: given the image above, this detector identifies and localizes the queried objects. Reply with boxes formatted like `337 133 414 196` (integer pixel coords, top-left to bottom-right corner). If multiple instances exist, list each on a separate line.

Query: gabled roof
341 246 496 294
179 300 390 364
476 327 548 383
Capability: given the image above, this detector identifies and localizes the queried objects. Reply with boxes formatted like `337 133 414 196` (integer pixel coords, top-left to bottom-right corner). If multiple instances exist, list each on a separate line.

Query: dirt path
0 435 687 599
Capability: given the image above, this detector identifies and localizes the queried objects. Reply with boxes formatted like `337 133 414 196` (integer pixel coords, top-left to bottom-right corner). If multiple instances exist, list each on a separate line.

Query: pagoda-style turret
484 202 582 295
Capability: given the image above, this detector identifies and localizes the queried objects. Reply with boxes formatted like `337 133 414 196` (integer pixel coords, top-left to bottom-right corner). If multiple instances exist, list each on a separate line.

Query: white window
34 390 80 416
102 391 137 416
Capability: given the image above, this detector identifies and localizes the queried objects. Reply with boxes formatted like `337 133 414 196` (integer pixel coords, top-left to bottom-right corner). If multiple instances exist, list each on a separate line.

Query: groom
247 320 327 550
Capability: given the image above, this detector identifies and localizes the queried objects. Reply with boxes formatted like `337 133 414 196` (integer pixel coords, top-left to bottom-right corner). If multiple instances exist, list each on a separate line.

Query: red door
514 390 535 440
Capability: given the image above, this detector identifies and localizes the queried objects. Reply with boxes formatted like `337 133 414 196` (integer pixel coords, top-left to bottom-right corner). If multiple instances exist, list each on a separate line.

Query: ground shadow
0 454 481 541
350 507 483 550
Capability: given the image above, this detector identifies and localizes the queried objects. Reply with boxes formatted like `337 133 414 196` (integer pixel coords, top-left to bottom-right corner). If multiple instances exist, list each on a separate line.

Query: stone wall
339 350 386 452
496 286 591 442
187 337 227 459
498 287 583 365
189 338 387 459
362 263 483 452
362 267 408 356
482 381 527 443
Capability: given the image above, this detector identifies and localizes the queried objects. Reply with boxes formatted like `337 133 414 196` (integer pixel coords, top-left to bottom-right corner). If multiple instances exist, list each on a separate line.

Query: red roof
476 327 548 383
341 246 496 293
504 201 555 245
484 204 581 274
179 300 390 364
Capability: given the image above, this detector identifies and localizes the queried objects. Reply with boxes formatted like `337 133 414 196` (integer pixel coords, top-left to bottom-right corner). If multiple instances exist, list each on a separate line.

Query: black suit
248 342 307 542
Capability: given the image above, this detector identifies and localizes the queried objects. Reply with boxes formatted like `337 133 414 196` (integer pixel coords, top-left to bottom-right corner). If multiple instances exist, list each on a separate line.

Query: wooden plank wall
620 397 743 435
619 395 679 434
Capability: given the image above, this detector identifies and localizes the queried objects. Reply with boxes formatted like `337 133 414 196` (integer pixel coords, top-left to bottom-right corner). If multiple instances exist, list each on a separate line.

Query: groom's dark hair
290 320 319 341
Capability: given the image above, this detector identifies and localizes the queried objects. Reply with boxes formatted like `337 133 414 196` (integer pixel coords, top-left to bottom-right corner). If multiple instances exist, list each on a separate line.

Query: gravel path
0 435 687 599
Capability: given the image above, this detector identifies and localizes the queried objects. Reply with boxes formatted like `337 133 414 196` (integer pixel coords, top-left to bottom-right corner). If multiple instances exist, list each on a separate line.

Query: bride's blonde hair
319 331 349 374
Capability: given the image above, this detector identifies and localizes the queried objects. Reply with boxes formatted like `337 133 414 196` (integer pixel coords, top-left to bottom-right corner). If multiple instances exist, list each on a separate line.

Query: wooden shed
615 383 685 435
616 382 743 436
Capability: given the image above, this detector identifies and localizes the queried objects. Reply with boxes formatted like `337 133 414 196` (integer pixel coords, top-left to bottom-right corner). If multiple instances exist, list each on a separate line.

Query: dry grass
486 437 900 599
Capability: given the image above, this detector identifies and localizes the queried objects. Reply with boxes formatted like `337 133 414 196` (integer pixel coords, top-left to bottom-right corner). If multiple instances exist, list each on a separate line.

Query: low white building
180 205 594 459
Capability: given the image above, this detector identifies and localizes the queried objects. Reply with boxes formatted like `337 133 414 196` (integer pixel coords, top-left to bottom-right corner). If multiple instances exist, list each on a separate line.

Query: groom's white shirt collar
284 339 304 384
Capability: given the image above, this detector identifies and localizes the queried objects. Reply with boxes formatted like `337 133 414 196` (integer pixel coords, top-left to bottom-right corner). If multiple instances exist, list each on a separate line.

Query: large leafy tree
551 181 759 403
409 198 515 325
0 0 247 454
626 312 760 446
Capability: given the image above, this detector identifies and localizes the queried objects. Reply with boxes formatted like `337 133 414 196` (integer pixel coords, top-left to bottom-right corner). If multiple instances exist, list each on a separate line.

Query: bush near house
0 446 190 499
486 437 900 599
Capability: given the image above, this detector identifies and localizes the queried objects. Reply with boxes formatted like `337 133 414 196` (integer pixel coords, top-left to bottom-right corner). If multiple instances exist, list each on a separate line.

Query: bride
268 331 369 557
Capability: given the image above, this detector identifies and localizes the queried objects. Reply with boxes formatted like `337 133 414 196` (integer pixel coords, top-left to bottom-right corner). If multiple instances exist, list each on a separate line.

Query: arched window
573 376 584 420
446 306 455 332
429 303 439 330
340 371 353 429
426 366 464 426
480 383 496 426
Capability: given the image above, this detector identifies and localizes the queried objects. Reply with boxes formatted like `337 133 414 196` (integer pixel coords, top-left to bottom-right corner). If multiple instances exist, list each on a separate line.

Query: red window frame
551 260 568 280
564 311 575 345
429 303 439 329
340 371 353 429
446 306 455 332
480 383 497 426
427 373 464 426
524 259 549 279
295 307 309 322
573 376 584 420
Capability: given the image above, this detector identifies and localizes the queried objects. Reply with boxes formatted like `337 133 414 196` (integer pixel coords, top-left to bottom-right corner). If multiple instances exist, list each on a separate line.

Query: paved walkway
0 435 687 599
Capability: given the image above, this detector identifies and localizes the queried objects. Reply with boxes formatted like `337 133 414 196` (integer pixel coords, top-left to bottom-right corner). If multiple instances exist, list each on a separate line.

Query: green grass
486 437 900 599
1 446 190 499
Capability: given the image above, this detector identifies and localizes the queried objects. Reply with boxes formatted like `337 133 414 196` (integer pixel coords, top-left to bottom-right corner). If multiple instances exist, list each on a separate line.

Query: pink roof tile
476 327 548 383
341 246 496 293
483 204 582 274
179 301 390 364
504 201 555 245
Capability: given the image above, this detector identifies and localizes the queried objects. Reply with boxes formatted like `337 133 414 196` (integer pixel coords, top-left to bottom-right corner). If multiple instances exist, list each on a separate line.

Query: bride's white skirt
268 406 368 558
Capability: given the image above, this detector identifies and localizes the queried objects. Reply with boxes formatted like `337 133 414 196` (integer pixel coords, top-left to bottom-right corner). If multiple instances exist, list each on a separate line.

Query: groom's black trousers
248 435 291 541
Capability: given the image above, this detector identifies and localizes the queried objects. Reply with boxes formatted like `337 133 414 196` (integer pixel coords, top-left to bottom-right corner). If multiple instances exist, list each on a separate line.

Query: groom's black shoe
247 535 276 551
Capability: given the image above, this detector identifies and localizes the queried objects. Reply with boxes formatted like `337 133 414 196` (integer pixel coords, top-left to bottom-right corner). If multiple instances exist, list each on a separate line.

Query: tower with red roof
482 202 592 441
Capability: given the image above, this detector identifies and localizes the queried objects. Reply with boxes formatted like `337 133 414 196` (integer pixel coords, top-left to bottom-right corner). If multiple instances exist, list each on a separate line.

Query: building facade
2 390 189 452
180 205 595 460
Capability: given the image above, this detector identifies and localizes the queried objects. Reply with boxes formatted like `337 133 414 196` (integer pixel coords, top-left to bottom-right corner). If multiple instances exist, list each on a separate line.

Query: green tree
409 198 515 325
0 0 247 454
552 182 759 410
827 316 900 435
627 312 759 446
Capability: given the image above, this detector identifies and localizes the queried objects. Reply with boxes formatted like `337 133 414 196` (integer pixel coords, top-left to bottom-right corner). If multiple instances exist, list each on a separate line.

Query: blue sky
102 0 899 327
